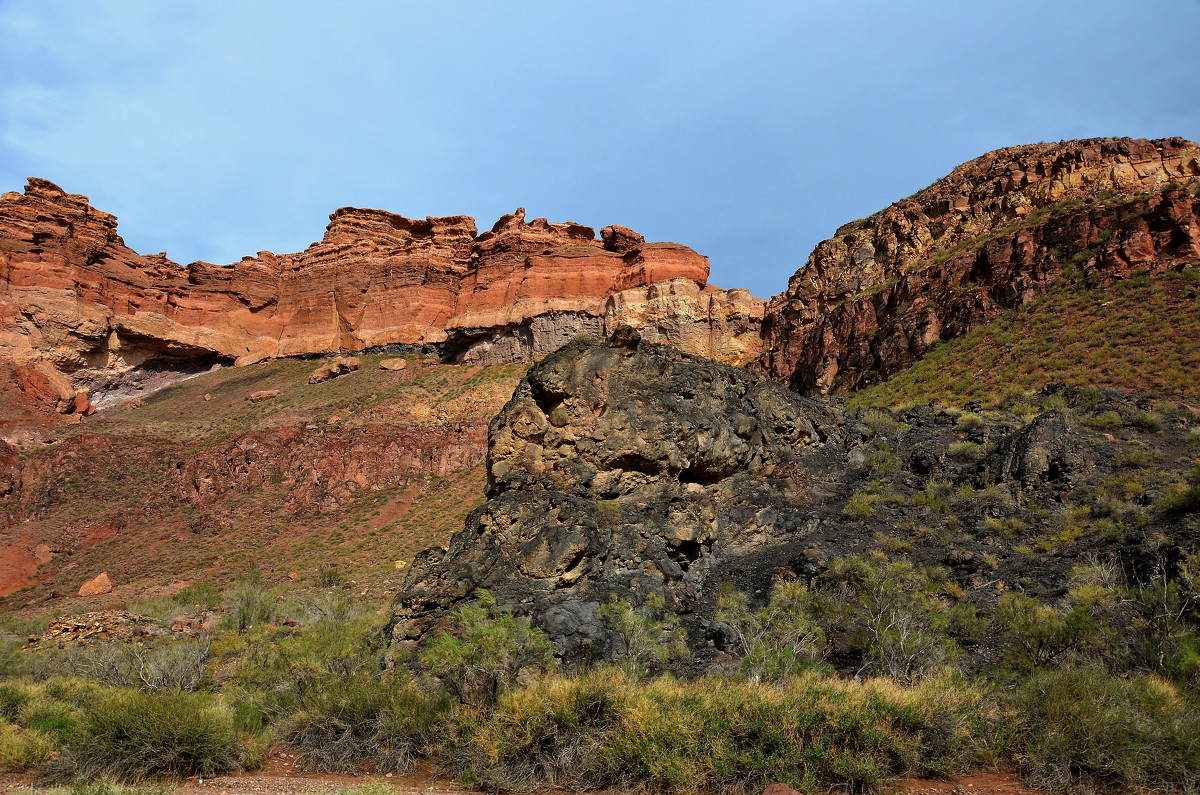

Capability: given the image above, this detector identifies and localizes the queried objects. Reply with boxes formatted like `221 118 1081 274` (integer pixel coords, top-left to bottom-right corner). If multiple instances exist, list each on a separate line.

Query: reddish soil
0 770 1043 795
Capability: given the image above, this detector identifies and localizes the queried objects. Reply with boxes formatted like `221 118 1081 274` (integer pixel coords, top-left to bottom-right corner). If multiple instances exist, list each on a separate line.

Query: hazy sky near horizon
2 1 1198 299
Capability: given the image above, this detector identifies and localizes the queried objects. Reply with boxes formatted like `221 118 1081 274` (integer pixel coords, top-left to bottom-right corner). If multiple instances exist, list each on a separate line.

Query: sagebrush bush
598 593 687 678
1014 667 1200 792
454 669 989 794
222 573 283 631
0 723 59 772
278 671 448 773
44 689 238 782
31 638 210 691
419 589 556 706
213 610 386 721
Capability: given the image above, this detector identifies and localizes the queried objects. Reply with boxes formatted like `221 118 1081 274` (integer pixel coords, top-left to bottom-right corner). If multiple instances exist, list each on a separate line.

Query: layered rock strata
0 183 763 434
757 137 1200 393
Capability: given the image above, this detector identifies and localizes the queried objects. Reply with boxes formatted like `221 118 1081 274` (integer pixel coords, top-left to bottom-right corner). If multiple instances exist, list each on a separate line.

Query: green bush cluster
2 553 1198 792
451 667 988 794
278 671 448 773
42 690 237 782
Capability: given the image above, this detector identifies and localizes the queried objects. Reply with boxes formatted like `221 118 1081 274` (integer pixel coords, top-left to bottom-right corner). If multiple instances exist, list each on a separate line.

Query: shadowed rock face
387 333 849 661
756 136 1200 394
0 184 762 435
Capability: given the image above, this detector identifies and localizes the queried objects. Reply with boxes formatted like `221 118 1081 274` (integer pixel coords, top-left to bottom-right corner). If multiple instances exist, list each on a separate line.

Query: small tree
819 554 960 682
418 589 556 706
598 592 687 678
716 580 824 683
995 592 1099 671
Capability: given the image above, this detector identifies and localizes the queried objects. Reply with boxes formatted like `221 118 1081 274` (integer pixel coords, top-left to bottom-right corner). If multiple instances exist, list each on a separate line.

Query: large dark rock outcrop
387 333 848 660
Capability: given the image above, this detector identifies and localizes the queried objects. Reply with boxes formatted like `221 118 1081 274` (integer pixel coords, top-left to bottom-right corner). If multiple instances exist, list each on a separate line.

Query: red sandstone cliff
756 137 1200 393
0 182 763 436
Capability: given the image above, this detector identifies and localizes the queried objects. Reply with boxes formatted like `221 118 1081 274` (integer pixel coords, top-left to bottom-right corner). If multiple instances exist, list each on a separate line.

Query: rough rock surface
388 335 849 660
757 137 1200 393
1 183 757 435
387 338 1199 669
307 356 360 384
77 571 113 596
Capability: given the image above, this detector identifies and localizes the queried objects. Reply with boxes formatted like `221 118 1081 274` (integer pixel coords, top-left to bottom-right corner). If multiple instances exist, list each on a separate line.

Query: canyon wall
756 137 1200 393
0 182 763 435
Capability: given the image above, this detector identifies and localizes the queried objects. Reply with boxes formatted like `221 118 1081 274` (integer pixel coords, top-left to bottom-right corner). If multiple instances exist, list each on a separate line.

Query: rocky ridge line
0 183 763 437
756 136 1200 393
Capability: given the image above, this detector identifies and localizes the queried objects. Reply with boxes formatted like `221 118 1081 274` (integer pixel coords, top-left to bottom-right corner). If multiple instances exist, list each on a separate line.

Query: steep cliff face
0 181 763 437
757 137 1200 394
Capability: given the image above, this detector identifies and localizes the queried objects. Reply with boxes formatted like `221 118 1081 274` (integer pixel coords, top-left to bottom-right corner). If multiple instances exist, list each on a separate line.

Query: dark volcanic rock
387 335 848 661
385 352 1200 674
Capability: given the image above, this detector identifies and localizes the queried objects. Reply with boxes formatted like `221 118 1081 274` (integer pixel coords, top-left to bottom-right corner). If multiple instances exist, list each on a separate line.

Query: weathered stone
758 137 1200 393
247 390 280 403
2 181 738 434
308 356 360 384
600 224 644 253
78 571 113 596
388 335 848 662
378 357 408 371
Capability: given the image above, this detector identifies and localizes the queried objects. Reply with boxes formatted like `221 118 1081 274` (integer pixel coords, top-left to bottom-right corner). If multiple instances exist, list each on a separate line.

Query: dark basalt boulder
387 336 849 662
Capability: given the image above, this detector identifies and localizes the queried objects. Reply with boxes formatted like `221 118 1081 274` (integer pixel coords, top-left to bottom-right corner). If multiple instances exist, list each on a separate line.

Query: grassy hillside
849 266 1200 412
0 354 525 606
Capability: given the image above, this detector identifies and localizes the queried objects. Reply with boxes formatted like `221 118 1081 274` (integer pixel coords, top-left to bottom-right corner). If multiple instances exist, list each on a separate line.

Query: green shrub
214 612 385 721
314 563 346 588
859 408 908 436
1014 667 1200 792
995 593 1101 671
606 672 984 792
817 555 961 682
954 411 985 431
46 689 237 781
715 581 824 683
35 638 210 691
1128 410 1164 432
278 671 448 773
453 669 988 794
1082 410 1124 430
223 573 282 632
598 593 687 678
946 440 984 464
0 682 31 720
0 723 59 772
419 589 556 706
451 668 625 791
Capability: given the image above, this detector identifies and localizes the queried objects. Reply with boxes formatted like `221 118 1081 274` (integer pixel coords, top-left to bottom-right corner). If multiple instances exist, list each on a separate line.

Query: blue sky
2 1 1198 299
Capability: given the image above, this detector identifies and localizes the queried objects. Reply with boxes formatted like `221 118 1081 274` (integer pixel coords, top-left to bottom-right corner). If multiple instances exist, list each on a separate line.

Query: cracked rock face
757 136 1200 394
387 336 848 661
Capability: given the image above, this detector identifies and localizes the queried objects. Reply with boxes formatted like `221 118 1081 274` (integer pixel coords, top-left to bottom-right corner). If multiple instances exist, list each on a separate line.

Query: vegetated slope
849 265 1200 411
389 334 1200 677
0 354 525 604
757 137 1200 395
